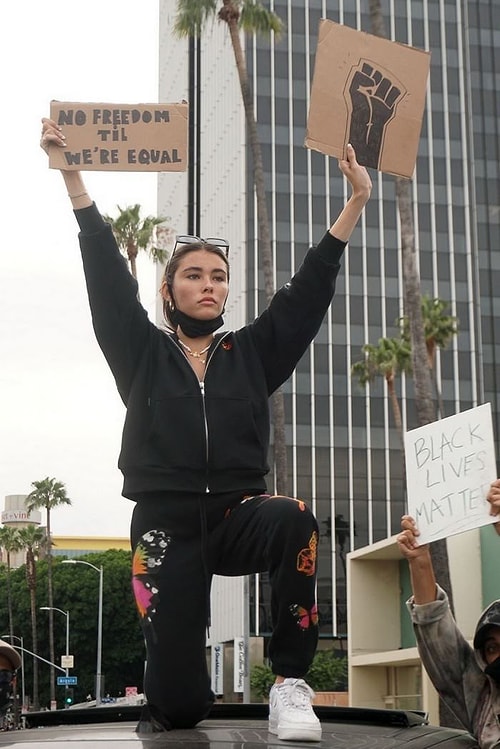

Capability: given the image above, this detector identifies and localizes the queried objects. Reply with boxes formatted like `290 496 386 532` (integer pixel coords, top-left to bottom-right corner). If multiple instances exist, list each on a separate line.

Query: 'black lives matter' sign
405 403 497 544
48 101 188 172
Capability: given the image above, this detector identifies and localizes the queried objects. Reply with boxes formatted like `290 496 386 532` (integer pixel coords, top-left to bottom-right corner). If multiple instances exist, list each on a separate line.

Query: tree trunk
386 375 404 448
368 1 456 728
427 342 446 419
225 12 288 493
30 588 39 711
394 178 435 424
387 376 407 494
395 158 455 622
26 553 39 711
6 554 20 726
6 554 14 640
47 510 56 705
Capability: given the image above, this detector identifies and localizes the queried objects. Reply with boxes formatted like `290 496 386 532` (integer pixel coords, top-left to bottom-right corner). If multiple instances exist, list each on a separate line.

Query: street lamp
39 607 70 676
40 607 70 709
62 560 103 705
1 634 25 710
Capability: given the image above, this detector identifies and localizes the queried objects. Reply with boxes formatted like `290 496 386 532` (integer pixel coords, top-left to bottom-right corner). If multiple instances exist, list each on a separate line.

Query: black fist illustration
347 62 404 169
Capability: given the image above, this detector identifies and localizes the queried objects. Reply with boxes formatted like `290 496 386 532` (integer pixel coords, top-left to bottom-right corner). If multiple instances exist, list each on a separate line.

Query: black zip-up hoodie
76 204 346 501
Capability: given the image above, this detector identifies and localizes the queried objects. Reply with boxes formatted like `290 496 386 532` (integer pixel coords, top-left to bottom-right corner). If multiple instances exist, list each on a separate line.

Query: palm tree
367 1 434 426
173 0 289 494
102 204 168 291
17 524 48 712
0 526 22 639
399 295 459 417
369 0 456 727
26 478 72 706
0 524 22 725
352 336 412 448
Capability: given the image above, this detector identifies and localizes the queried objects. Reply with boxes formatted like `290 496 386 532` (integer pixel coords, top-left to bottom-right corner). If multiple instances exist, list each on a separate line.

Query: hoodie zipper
198 333 231 633
167 332 231 493
200 332 231 493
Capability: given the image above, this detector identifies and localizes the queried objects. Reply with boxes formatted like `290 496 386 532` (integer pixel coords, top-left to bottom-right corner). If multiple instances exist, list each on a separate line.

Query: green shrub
250 650 347 699
306 650 347 692
250 664 274 700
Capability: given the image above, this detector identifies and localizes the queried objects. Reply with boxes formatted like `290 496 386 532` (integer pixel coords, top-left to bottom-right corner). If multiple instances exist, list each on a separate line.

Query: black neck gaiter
171 309 224 338
485 656 500 685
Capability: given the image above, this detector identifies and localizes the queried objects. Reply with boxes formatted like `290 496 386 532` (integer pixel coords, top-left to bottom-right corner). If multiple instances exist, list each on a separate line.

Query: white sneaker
268 678 322 741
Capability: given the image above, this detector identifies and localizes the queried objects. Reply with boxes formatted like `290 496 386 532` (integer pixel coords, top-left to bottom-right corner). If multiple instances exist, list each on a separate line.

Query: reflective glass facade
244 0 499 640
159 0 499 645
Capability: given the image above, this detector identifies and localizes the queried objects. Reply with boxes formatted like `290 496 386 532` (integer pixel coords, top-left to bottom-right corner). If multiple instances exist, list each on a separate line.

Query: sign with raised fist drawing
305 20 430 178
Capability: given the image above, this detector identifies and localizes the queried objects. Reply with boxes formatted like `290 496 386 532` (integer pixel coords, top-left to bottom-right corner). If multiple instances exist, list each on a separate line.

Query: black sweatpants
130 491 319 729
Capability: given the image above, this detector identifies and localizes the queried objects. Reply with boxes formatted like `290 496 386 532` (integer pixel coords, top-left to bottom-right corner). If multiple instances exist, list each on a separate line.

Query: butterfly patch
297 531 318 576
289 603 319 630
132 529 171 625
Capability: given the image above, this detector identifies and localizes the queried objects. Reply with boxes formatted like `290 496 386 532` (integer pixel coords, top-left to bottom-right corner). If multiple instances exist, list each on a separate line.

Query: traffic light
64 688 74 707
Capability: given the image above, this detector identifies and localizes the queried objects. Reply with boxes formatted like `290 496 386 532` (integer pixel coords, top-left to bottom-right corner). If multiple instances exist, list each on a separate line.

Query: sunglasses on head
173 234 230 257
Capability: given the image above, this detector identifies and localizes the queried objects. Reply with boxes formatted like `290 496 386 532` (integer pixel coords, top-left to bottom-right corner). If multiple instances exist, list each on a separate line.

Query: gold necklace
178 338 212 365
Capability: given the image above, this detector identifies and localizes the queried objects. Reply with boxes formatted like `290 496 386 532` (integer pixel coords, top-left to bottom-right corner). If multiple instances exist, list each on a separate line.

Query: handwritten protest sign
48 101 188 172
404 403 497 544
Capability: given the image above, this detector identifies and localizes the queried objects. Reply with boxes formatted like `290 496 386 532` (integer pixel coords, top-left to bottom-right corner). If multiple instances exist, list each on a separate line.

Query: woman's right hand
40 117 66 155
397 514 429 560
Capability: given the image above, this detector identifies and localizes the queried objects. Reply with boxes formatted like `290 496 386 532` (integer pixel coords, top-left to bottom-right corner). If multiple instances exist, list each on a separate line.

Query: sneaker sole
269 722 322 742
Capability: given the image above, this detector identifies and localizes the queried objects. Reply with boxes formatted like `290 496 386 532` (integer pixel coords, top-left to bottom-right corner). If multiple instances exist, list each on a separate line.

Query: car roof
0 704 478 748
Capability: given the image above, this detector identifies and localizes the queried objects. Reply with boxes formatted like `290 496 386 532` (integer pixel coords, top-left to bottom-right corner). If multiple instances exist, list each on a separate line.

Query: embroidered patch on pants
297 531 318 576
289 603 319 630
132 529 171 625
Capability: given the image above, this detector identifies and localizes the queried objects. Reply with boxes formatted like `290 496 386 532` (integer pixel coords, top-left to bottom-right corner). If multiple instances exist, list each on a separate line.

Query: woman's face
163 249 229 321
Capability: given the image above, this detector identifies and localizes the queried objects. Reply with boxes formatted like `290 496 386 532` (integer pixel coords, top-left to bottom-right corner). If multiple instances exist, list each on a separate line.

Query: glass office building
159 1 499 646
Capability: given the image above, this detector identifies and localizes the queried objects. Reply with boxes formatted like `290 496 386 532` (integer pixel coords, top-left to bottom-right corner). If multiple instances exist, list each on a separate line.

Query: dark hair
162 242 230 328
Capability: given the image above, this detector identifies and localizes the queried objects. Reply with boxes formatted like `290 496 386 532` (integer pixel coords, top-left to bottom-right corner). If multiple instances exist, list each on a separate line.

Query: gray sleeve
407 585 485 733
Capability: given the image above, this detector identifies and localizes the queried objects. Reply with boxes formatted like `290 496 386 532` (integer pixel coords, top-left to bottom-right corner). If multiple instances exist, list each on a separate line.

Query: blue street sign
57 676 78 686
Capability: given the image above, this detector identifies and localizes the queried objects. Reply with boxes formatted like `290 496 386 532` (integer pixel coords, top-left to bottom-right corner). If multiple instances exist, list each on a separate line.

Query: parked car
0 703 479 748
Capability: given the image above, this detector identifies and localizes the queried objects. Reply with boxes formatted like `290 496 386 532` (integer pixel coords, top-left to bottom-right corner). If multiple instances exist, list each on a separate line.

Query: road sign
57 676 78 686
61 655 74 668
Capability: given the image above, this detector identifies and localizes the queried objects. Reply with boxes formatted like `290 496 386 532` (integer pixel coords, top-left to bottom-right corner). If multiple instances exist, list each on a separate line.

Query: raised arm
329 143 372 242
40 116 151 404
397 514 437 604
40 118 93 209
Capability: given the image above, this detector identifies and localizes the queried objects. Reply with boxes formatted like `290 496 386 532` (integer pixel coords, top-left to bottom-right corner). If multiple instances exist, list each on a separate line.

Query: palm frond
239 1 285 38
147 246 170 264
173 0 218 37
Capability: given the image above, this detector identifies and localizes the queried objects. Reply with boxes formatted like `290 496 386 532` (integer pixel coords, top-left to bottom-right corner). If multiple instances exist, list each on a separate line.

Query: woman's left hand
338 143 372 201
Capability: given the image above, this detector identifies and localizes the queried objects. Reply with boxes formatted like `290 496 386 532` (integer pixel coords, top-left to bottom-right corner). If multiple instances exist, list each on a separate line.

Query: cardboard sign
305 20 431 178
48 101 188 172
404 404 497 544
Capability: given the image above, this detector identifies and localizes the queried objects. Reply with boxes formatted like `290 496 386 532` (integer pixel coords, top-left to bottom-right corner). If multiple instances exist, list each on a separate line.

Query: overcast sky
0 1 163 537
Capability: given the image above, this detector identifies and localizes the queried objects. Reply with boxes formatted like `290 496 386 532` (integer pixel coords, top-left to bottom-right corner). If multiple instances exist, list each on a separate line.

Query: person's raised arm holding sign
398 512 500 748
40 115 371 740
397 515 436 604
